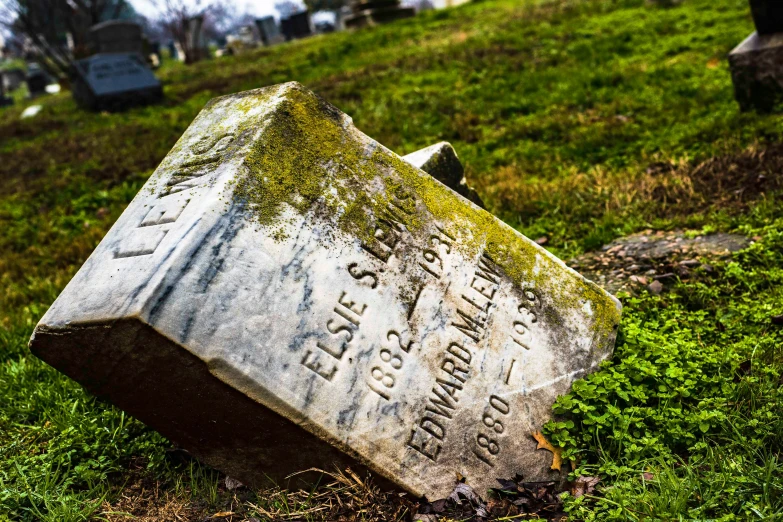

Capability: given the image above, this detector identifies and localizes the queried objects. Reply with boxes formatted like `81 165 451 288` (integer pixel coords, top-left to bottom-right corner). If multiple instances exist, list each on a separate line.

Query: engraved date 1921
472 394 510 467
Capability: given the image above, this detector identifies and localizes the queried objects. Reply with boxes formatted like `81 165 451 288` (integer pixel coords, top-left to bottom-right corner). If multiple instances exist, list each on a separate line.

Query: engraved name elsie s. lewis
30 82 621 500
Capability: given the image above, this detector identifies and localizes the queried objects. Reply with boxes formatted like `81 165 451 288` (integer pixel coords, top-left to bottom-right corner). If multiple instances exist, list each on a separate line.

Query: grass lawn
1 0 782 519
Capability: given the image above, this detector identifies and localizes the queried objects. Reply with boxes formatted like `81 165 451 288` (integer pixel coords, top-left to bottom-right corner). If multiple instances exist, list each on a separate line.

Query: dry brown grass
477 142 783 226
100 468 417 522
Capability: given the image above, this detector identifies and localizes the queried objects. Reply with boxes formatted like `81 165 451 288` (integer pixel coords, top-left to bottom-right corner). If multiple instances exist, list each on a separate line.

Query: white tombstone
30 82 621 499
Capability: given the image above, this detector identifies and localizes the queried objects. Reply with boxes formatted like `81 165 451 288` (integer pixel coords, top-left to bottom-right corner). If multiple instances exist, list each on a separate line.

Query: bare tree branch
2 0 134 79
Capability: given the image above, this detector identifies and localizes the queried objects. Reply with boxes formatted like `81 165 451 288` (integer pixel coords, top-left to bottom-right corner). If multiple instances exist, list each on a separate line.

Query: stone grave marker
187 15 210 62
345 0 415 28
2 68 26 93
90 20 144 55
256 16 285 46
25 63 49 98
70 53 163 111
403 142 485 208
30 82 621 499
281 11 313 40
0 80 13 107
729 0 783 112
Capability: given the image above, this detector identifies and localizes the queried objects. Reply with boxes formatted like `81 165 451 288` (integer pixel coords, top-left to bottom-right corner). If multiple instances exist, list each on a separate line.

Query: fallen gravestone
70 53 163 111
729 0 783 112
29 82 621 499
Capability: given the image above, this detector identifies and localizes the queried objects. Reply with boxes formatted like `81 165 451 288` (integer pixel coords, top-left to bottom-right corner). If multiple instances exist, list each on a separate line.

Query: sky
130 0 301 21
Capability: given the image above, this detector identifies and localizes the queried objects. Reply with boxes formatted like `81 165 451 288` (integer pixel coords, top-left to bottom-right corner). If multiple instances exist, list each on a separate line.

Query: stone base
30 319 386 490
345 6 415 28
729 31 783 113
72 81 163 112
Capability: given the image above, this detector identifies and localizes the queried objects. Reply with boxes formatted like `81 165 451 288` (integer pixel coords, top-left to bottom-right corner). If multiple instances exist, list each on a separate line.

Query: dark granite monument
729 0 783 112
344 0 415 29
70 53 162 111
281 12 313 41
90 20 144 55
26 63 49 98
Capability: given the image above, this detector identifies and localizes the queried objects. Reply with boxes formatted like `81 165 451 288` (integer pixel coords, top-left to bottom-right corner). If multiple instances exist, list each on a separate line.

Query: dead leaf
531 431 563 471
210 512 234 518
707 57 720 69
224 476 244 490
448 483 481 505
571 476 599 498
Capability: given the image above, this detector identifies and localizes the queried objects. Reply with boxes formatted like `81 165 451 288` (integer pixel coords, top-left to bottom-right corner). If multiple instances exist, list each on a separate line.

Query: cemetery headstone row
30 82 621 499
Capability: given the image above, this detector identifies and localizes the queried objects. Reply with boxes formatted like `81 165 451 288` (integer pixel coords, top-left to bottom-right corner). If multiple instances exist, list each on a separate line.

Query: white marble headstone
30 82 621 499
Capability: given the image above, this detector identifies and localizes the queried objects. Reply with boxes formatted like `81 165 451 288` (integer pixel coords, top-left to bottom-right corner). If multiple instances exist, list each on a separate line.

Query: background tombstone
2 68 26 93
90 20 144 55
25 63 49 98
281 11 313 41
729 0 783 112
225 26 257 55
70 53 163 111
186 15 210 62
29 82 621 500
256 16 285 46
345 0 415 29
0 79 13 107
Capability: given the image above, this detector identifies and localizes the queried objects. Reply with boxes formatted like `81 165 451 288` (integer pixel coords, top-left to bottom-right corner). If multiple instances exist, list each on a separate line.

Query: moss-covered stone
232 83 621 341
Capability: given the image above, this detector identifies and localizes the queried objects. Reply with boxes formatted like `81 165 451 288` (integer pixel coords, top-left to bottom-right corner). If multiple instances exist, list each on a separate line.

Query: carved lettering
347 263 378 288
114 134 234 260
303 291 367 381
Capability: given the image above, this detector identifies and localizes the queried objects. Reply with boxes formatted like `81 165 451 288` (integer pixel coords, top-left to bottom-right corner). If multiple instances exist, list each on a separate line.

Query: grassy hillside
1 0 782 520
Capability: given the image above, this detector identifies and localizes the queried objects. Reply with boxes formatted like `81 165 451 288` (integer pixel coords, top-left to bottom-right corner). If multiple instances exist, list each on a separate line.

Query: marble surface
30 82 621 499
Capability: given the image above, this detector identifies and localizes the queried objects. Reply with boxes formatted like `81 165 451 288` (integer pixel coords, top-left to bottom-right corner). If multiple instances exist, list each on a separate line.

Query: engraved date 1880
472 394 510 467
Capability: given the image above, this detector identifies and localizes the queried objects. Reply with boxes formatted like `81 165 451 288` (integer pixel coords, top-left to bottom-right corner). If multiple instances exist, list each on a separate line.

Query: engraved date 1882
367 330 416 400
